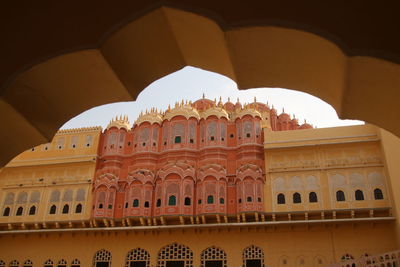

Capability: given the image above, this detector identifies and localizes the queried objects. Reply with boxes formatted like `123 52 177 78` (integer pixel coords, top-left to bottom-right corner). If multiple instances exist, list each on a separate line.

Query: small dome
299 121 313 129
278 109 291 122
164 101 200 121
224 100 235 112
106 115 131 130
135 108 163 126
193 95 215 111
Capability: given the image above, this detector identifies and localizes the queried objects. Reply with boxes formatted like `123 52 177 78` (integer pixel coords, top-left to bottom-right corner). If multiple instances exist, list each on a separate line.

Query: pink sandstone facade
92 97 312 221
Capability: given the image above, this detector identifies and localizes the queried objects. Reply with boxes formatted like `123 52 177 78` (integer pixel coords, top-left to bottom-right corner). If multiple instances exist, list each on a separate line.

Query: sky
61 66 363 129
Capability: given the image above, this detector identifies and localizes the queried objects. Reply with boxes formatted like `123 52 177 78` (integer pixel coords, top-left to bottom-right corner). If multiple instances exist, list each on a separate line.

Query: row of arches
275 188 384 205
2 203 84 217
0 259 80 267
336 188 384 201
93 168 265 218
93 244 264 267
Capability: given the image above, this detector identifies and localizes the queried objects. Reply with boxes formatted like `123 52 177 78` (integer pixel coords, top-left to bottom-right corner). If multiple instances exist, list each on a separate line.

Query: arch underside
1 3 400 166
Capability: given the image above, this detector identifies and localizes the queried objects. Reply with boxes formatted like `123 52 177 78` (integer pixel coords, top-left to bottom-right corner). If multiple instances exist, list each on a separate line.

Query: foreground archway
1 4 400 166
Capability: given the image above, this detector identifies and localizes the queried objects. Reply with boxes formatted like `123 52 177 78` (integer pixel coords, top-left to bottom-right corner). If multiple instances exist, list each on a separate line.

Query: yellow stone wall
0 222 396 267
0 127 101 225
263 124 392 214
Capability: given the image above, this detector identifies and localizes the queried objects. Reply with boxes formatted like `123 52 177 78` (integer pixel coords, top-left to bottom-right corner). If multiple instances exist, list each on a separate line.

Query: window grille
157 243 193 267
243 245 265 267
200 246 227 267
93 249 112 267
125 248 150 267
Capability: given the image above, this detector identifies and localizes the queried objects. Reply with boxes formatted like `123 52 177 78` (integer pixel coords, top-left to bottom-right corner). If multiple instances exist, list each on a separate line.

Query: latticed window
44 259 54 267
62 189 73 202
355 190 364 200
57 259 67 267
75 203 83 213
50 205 57 214
93 249 112 267
200 246 227 267
23 260 33 267
293 193 301 204
243 245 265 267
125 248 150 267
374 188 384 200
157 243 193 267
29 191 40 203
9 260 19 267
71 259 80 267
309 192 318 203
168 195 176 206
336 190 345 201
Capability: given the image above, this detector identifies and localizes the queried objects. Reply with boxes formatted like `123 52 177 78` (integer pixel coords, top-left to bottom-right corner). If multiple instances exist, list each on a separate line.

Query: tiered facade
93 97 311 223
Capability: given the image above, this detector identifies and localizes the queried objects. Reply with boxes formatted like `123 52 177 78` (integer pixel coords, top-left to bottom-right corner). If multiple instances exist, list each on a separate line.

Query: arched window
144 201 150 208
336 190 345 201
219 198 225 204
374 188 384 200
309 192 318 203
277 193 285 204
207 195 214 204
50 205 57 214
57 259 67 267
75 203 82 213
157 243 193 267
355 190 364 200
16 206 23 216
71 259 80 267
156 199 161 207
23 259 33 267
98 203 103 209
44 259 54 267
125 248 150 267
184 197 191 206
29 205 36 215
93 249 112 267
200 246 227 267
9 260 19 267
62 204 69 214
243 245 264 267
3 207 10 216
168 195 177 206
293 193 301 204
132 199 139 207
247 196 253 202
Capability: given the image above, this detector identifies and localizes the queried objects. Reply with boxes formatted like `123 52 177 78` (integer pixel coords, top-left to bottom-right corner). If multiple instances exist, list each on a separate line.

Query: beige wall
0 222 396 267
263 125 392 214
0 128 101 225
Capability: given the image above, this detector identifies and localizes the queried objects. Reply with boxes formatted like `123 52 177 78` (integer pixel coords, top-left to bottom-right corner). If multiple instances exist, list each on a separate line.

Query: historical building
0 97 398 267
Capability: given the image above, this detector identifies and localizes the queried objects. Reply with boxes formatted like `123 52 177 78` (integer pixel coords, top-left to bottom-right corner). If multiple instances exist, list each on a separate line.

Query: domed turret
224 97 235 112
278 108 291 122
106 115 131 131
193 94 215 111
299 119 313 129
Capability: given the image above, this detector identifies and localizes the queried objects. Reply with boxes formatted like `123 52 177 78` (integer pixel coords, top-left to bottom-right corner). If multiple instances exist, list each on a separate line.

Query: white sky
61 66 363 129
